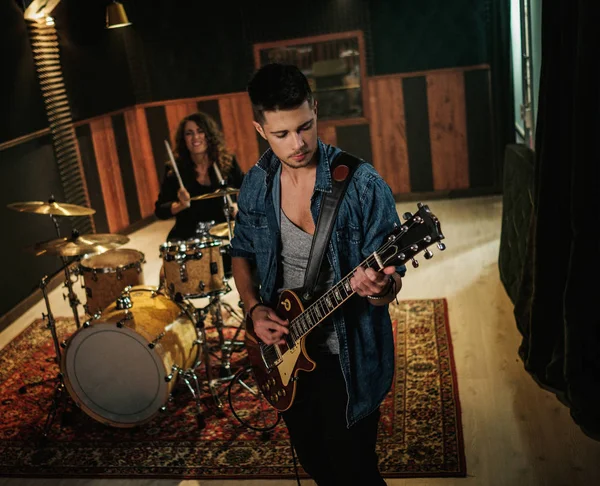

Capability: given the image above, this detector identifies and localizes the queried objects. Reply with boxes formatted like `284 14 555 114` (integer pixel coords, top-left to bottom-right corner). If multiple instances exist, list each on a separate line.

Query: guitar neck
288 248 395 344
288 274 355 343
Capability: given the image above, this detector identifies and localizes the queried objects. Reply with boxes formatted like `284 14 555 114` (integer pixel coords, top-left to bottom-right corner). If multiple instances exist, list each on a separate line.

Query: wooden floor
1 195 599 486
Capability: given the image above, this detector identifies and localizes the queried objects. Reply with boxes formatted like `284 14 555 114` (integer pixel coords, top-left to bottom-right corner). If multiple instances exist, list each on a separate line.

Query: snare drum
159 236 228 299
61 286 199 427
79 248 145 316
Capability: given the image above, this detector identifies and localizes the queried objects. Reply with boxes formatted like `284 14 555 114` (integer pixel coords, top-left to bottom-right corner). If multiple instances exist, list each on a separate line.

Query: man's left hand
350 266 396 297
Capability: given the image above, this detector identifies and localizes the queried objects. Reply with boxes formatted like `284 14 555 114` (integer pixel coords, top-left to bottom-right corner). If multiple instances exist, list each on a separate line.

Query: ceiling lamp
106 1 131 29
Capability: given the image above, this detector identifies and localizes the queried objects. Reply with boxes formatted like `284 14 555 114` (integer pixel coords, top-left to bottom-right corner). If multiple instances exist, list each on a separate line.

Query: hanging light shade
106 1 131 29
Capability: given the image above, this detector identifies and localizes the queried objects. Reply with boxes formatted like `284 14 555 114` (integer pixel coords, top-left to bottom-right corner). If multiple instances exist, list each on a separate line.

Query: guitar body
244 289 316 412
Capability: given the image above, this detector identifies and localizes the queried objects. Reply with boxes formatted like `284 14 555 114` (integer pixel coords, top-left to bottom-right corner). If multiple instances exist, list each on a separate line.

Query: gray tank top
278 209 339 354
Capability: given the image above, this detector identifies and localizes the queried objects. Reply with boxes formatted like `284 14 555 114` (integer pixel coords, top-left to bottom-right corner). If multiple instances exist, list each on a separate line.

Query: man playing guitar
230 63 405 485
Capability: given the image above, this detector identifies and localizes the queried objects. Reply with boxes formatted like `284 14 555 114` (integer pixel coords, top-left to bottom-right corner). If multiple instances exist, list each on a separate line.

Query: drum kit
6 186 260 437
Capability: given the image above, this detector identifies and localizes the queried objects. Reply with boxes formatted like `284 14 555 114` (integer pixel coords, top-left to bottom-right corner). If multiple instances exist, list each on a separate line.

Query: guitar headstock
379 202 445 269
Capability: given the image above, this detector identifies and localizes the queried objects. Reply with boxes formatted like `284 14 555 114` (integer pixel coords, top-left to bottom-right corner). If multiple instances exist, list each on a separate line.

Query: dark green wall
369 0 490 74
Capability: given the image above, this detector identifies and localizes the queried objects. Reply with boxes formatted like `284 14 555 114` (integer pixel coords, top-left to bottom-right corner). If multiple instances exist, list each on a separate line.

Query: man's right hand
251 305 289 345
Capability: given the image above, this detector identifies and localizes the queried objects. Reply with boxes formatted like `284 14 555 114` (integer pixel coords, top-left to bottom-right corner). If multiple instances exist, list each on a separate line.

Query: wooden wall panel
367 77 411 194
89 117 129 232
318 124 337 146
218 94 260 172
3 65 492 244
426 71 470 190
124 107 160 218
164 102 199 142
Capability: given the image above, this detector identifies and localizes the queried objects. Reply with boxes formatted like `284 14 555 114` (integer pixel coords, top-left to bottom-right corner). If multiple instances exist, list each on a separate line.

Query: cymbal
7 201 96 216
30 233 129 257
189 187 240 201
209 222 235 239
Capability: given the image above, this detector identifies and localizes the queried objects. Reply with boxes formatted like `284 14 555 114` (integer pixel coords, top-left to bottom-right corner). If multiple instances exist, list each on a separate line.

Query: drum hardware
178 366 207 429
187 292 246 416
17 263 77 439
10 195 126 330
188 186 240 201
191 302 237 415
205 181 238 247
196 220 215 237
48 217 83 330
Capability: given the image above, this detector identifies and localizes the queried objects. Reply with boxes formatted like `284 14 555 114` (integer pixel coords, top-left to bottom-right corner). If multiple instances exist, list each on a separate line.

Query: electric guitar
244 202 445 412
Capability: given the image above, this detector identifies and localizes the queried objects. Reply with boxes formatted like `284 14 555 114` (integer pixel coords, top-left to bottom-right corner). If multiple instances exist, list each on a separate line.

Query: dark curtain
489 0 515 188
514 0 600 439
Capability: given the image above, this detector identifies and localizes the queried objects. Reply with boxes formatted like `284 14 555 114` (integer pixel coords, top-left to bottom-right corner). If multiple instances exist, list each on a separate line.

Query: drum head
80 248 144 272
62 323 167 427
160 236 221 254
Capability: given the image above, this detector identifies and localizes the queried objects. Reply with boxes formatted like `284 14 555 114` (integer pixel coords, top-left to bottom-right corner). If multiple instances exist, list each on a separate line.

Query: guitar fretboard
288 249 394 344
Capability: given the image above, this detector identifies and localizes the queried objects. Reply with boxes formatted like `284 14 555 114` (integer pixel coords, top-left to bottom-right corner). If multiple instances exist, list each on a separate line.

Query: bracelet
366 277 394 300
246 302 266 320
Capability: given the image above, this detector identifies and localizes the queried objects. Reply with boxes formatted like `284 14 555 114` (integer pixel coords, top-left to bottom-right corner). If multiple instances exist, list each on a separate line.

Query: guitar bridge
259 343 278 371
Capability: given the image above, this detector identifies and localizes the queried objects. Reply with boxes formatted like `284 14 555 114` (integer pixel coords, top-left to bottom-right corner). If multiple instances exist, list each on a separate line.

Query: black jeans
280 352 386 486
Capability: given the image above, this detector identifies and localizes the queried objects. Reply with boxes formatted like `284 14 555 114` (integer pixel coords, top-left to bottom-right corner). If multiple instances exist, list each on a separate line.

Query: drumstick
164 140 184 191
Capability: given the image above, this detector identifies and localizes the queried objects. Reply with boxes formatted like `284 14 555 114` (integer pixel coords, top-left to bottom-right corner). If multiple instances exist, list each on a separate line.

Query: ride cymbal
7 201 96 216
209 222 235 240
189 187 240 201
31 233 129 257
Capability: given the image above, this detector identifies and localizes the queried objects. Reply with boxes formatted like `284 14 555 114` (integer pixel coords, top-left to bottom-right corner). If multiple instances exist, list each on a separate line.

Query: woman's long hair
173 112 234 176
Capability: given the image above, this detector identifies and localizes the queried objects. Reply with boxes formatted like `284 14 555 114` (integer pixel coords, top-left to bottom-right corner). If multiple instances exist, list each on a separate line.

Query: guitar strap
302 151 363 301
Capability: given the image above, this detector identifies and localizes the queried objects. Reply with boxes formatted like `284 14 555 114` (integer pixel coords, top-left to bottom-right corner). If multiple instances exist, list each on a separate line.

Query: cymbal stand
176 303 227 419
171 303 211 429
49 208 82 329
218 180 235 243
207 294 245 378
37 271 70 439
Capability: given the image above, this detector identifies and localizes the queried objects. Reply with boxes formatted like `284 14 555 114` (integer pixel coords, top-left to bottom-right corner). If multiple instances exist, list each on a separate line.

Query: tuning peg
437 242 446 251
411 258 419 268
423 249 433 259
402 212 412 221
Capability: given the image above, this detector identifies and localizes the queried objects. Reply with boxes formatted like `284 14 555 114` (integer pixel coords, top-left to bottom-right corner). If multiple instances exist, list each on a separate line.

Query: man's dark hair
247 63 314 124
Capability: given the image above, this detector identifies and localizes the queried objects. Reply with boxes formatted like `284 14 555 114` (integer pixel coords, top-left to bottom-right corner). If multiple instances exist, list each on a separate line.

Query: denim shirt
230 139 405 427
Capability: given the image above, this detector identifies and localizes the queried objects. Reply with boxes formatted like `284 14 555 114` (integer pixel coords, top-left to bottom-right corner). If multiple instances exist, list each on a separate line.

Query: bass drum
61 286 199 428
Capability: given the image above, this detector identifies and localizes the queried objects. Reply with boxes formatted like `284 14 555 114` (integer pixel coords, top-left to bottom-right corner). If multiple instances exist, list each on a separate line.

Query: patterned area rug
0 298 465 479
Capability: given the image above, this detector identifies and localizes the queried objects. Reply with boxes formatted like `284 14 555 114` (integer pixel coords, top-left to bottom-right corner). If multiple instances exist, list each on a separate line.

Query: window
254 31 367 121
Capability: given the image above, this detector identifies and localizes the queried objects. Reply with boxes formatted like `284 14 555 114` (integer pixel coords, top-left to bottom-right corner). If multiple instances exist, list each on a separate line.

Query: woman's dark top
154 156 245 242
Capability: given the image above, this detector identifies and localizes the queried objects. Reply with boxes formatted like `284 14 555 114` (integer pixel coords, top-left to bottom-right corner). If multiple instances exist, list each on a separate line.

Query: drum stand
38 273 71 439
177 293 245 420
48 206 82 329
188 188 246 412
165 185 246 422
20 265 74 439
205 294 245 379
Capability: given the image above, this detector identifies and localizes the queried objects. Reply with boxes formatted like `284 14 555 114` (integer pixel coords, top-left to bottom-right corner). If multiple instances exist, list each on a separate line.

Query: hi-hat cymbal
30 233 129 257
189 187 240 201
8 201 96 216
209 222 235 239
